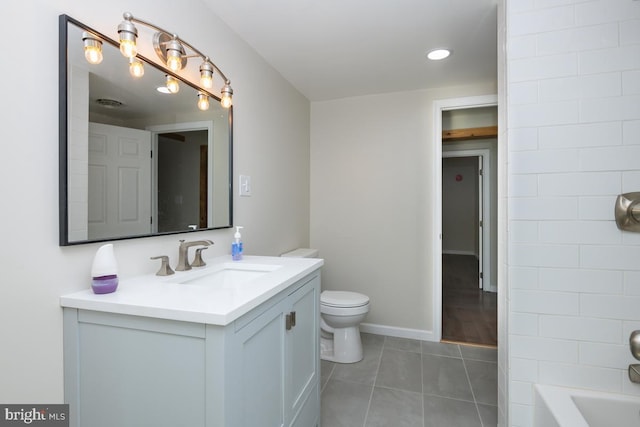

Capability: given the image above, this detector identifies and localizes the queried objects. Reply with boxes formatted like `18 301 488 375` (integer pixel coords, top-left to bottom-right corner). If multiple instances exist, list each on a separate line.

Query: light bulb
84 45 103 64
167 55 182 72
200 61 214 89
82 32 103 65
197 93 210 111
166 75 180 94
201 74 213 89
119 40 137 58
129 57 144 78
221 94 232 108
220 83 233 108
117 15 138 58
165 39 183 72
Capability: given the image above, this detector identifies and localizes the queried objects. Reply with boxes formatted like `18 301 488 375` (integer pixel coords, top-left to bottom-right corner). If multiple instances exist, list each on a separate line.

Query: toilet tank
280 248 319 258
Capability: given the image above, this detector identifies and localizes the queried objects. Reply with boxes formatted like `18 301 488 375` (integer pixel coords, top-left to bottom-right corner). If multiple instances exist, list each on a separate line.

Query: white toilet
280 248 370 364
319 290 370 363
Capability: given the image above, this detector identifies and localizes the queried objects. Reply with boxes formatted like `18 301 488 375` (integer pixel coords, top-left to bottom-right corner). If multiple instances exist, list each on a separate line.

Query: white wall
310 84 496 335
505 0 640 425
443 106 499 130
0 0 310 402
442 157 479 256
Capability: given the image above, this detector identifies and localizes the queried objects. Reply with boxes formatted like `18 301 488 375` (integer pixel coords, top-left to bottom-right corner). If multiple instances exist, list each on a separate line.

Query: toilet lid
321 291 369 308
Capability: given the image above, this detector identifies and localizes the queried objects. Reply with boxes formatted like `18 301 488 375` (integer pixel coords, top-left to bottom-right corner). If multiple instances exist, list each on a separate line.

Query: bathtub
534 384 640 427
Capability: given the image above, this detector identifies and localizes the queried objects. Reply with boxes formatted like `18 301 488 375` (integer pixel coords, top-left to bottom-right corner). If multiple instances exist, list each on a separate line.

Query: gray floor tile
365 387 423 427
332 345 382 386
465 359 497 406
384 336 422 353
422 353 474 401
423 395 482 427
361 332 385 349
477 403 498 427
321 360 335 390
321 379 372 427
422 340 462 358
460 345 498 363
376 349 423 393
321 335 498 427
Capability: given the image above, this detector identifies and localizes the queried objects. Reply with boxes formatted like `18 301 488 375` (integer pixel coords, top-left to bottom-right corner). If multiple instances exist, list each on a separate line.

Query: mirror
59 15 233 245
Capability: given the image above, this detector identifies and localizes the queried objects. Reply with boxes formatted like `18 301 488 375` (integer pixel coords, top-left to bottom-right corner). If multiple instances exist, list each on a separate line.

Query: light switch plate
239 175 252 196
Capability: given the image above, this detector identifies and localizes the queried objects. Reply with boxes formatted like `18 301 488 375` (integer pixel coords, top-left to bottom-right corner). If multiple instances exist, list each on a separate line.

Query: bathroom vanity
61 256 323 427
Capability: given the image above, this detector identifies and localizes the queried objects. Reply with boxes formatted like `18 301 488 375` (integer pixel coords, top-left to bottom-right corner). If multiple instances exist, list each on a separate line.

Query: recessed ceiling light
156 86 171 94
427 49 451 61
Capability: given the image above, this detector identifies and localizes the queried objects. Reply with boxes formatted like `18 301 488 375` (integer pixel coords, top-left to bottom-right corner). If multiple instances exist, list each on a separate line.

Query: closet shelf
443 125 498 141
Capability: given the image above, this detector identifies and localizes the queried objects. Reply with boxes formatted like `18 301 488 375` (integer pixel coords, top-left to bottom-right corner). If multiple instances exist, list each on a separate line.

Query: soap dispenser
232 226 244 261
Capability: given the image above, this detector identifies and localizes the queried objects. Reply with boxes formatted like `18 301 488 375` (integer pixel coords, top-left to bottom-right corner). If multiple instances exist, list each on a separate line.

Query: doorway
441 151 496 346
155 130 209 232
146 121 214 233
431 95 498 347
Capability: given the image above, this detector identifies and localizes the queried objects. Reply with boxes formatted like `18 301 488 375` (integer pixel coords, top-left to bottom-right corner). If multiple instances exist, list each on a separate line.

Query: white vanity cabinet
63 270 320 427
229 274 319 427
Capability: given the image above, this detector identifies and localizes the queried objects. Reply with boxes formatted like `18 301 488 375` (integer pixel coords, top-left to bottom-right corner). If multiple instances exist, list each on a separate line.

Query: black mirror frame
58 14 233 246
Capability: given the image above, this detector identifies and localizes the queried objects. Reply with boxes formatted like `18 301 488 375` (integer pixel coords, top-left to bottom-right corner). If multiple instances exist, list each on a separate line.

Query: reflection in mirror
59 15 232 245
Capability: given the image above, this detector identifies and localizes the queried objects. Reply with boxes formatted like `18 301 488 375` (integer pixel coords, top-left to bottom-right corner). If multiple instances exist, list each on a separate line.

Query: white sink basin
174 263 282 287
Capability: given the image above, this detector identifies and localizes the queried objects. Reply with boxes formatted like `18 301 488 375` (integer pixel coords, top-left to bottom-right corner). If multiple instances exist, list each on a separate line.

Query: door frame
146 121 214 233
442 149 491 290
431 94 497 343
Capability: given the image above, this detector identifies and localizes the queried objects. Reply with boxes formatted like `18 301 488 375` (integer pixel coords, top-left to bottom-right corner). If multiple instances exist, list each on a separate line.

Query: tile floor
320 334 498 427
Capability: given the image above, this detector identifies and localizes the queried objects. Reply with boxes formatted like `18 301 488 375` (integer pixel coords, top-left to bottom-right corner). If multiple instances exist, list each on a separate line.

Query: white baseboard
359 323 437 342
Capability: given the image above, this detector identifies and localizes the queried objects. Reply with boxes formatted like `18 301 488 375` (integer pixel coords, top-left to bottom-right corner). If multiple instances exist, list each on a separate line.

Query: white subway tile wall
506 0 640 425
538 122 622 149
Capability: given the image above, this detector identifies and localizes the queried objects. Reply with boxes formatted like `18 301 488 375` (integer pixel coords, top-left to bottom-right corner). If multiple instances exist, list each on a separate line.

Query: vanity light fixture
82 32 103 64
116 12 233 108
426 48 451 61
117 14 138 58
221 82 233 108
199 60 214 89
164 37 185 72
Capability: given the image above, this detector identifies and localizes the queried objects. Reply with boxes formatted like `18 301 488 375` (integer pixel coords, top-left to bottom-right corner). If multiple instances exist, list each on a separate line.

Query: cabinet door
285 276 320 426
233 299 286 427
66 311 207 427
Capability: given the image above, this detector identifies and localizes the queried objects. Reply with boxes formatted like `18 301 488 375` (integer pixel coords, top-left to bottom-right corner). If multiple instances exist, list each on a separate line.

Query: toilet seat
321 303 369 317
321 291 369 308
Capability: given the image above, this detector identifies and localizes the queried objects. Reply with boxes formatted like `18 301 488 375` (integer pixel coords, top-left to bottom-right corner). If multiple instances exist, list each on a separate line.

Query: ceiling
203 0 498 102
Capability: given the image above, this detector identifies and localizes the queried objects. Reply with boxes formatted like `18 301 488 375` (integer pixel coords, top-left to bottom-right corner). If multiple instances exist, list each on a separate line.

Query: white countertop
60 255 323 325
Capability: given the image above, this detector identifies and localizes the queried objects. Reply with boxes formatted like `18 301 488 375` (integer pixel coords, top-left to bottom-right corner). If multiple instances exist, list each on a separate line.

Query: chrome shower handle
630 330 640 361
615 192 640 232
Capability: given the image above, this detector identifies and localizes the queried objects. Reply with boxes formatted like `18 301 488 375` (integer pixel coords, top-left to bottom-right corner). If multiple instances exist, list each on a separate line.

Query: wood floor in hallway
442 254 497 347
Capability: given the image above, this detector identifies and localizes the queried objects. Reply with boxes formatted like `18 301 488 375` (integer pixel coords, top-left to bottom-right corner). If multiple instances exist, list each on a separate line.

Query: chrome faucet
175 239 214 271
